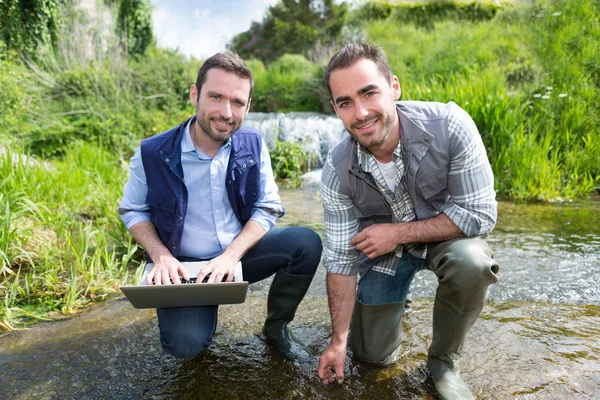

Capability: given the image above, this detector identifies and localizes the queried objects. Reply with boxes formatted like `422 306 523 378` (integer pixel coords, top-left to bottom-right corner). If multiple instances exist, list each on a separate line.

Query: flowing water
1 113 599 399
245 112 346 169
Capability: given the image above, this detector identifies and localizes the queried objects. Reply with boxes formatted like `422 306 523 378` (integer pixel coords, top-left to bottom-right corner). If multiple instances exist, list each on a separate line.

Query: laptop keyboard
152 273 233 285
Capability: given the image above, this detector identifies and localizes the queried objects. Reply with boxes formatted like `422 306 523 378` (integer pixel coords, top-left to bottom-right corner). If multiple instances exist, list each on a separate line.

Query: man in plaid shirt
317 43 500 400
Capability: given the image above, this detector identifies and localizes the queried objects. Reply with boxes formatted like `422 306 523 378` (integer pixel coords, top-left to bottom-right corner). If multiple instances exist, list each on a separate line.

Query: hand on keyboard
197 273 233 283
152 274 233 285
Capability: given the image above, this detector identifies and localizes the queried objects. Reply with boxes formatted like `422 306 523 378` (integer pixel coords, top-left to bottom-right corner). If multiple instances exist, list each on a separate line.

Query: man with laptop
118 52 322 360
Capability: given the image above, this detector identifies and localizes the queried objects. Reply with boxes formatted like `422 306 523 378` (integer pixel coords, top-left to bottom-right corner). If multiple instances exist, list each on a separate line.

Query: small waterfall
244 112 347 170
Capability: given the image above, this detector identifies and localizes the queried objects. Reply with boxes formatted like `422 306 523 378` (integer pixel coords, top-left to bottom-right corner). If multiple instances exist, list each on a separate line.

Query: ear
190 84 198 106
245 98 252 116
391 76 401 101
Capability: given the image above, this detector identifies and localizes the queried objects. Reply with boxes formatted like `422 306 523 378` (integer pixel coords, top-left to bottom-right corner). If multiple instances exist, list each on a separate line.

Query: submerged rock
0 296 598 399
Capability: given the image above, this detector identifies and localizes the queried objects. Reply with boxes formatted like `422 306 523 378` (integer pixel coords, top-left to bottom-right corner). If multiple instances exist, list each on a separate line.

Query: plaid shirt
321 103 497 276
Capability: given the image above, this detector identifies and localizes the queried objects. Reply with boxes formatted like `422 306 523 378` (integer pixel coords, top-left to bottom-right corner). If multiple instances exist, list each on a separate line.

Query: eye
234 100 244 107
365 91 376 98
339 101 351 109
211 95 221 100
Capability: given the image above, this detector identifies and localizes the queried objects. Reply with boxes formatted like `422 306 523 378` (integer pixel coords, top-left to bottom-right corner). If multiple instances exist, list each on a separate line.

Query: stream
1 180 599 399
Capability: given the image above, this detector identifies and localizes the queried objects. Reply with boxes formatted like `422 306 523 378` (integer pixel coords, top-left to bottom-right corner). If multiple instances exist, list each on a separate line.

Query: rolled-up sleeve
441 103 497 237
118 147 151 229
321 153 361 276
249 139 285 231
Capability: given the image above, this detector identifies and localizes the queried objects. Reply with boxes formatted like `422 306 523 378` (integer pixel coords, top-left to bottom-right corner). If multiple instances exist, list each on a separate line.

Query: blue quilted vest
140 116 262 257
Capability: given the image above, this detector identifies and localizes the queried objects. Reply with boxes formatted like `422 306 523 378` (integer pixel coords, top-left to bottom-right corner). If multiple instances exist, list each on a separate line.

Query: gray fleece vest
330 101 453 231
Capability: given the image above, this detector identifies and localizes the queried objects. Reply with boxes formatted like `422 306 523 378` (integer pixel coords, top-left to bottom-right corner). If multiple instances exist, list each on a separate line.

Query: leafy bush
249 54 326 112
370 1 501 29
353 2 394 21
13 42 193 157
130 46 195 110
270 140 308 188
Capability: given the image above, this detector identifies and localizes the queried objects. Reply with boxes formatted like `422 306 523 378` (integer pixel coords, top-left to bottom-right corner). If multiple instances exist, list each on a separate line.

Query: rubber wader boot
350 298 406 365
263 269 314 359
427 297 478 400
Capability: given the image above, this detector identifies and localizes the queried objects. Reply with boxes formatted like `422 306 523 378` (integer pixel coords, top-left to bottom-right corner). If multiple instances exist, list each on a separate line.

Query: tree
227 0 348 63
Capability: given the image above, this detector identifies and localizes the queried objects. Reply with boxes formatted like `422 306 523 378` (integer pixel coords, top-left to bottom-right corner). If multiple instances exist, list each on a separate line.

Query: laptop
120 261 248 309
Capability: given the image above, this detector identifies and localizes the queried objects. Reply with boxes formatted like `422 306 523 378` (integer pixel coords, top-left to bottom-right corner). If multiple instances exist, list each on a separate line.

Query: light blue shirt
119 120 283 259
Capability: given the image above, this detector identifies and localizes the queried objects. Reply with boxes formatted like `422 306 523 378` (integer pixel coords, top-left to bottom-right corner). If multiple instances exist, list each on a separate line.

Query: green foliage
270 140 309 188
0 0 65 58
248 54 328 112
1 1 181 157
391 1 500 29
352 2 393 21
117 0 153 56
228 0 348 63
355 1 503 30
9 43 192 157
105 0 153 56
0 58 31 136
366 0 600 200
130 46 195 109
0 0 153 59
0 142 142 330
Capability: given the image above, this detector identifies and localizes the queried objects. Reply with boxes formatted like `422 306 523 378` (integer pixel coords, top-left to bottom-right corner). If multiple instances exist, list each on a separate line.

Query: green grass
0 143 144 330
366 0 600 201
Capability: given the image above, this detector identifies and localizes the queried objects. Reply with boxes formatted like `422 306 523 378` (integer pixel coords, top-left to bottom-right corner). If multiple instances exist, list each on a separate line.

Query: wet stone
1 297 599 399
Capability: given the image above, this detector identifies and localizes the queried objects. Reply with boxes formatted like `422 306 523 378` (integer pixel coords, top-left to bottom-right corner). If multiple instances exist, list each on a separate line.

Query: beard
195 108 242 144
348 111 394 149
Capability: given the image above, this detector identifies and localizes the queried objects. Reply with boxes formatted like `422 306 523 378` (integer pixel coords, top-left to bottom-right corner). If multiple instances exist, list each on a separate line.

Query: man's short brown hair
195 52 254 100
324 42 393 99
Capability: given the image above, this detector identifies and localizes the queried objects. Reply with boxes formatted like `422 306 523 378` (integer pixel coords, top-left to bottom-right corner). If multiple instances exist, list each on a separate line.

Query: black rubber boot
263 269 314 359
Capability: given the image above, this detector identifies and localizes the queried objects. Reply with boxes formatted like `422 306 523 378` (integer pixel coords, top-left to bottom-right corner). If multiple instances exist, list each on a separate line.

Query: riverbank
1 294 598 399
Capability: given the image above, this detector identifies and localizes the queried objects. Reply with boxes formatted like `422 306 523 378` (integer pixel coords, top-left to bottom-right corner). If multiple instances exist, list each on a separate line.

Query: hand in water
318 342 347 384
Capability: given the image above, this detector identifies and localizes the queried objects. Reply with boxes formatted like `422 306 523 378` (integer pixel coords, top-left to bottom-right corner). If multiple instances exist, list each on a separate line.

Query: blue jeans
357 249 425 305
156 226 322 359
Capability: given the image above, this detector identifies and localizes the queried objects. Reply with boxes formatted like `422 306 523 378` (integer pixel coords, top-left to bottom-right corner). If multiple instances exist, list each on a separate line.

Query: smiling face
329 58 401 152
190 68 251 145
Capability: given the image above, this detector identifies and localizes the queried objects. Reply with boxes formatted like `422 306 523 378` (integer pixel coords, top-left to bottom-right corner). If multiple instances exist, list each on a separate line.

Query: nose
354 100 369 120
219 101 232 119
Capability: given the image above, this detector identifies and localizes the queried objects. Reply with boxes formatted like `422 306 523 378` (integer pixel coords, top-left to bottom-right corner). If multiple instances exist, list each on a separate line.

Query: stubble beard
195 108 240 144
349 111 394 149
